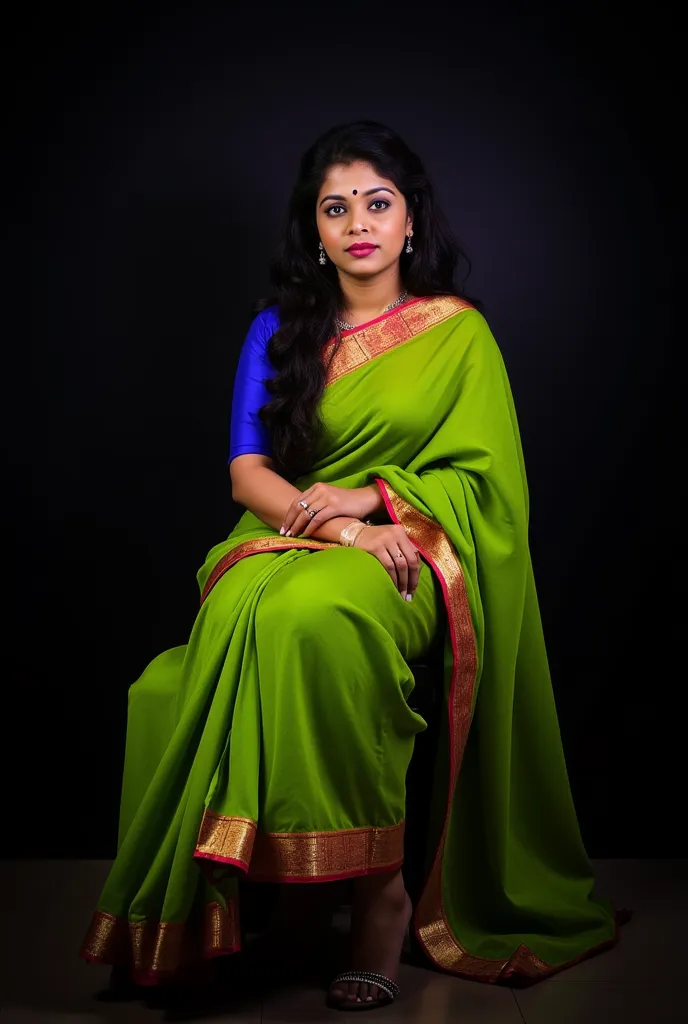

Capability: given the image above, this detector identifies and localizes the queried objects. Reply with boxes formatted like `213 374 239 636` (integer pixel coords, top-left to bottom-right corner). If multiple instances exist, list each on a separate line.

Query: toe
346 981 360 1002
359 982 372 1002
328 984 347 1004
368 984 381 1002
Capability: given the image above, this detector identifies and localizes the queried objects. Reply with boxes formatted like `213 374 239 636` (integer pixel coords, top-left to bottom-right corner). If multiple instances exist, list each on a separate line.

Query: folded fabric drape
81 296 621 985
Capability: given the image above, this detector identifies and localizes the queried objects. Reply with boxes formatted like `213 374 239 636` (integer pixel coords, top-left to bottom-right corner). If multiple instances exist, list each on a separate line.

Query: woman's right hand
353 524 420 601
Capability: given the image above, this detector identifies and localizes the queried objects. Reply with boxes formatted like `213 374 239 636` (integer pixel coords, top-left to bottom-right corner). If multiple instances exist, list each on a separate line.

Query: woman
81 121 624 1012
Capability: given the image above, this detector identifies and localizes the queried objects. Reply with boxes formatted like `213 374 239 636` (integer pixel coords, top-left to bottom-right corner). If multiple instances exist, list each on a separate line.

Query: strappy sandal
326 970 400 1011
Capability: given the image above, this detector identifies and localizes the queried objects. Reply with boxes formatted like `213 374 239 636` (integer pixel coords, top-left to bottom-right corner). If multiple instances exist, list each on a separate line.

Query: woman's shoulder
242 307 280 363
248 305 280 341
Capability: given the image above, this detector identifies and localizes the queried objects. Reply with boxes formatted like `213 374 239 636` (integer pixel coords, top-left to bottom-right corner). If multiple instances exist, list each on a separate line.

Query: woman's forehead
318 161 395 195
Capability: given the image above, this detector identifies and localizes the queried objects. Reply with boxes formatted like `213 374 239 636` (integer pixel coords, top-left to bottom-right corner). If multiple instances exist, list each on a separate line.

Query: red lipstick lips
346 242 378 258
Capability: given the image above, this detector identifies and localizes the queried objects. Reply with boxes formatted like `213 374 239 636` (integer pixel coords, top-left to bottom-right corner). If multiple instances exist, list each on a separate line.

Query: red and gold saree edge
195 813 405 882
79 295 625 985
80 900 240 986
81 822 406 983
200 537 336 606
375 478 628 983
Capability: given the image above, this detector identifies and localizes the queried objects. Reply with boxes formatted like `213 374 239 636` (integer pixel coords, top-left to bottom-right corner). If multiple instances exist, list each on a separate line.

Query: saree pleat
82 545 440 981
80 296 622 985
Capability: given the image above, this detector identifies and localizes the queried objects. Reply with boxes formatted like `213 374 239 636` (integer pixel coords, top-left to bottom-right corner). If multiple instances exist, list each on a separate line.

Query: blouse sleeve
228 308 279 464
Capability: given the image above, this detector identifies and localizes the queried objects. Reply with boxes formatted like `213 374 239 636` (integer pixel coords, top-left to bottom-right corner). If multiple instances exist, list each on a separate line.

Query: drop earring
405 231 413 254
318 241 327 265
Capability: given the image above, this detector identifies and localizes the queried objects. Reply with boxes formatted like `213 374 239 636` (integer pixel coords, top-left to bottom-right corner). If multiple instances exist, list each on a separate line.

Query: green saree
81 296 621 985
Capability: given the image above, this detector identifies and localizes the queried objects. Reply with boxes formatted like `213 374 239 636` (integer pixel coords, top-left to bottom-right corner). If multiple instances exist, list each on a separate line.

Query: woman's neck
337 267 407 326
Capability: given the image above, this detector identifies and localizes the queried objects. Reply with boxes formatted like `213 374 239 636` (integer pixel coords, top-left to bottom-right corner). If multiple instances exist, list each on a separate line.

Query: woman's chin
336 258 389 278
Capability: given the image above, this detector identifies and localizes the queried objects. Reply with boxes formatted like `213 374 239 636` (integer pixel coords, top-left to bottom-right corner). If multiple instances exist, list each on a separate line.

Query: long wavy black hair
257 120 477 480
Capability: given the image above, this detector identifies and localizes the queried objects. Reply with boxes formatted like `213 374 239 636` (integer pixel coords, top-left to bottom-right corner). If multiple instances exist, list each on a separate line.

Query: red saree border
324 295 474 386
339 295 427 333
195 809 405 883
375 478 623 983
200 537 337 606
79 898 240 985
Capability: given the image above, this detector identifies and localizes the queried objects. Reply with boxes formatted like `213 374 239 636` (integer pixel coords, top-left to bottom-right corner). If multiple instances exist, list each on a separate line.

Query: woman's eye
325 199 390 216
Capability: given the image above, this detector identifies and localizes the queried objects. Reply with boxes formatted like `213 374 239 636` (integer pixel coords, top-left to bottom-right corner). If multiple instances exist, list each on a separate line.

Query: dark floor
0 859 685 1023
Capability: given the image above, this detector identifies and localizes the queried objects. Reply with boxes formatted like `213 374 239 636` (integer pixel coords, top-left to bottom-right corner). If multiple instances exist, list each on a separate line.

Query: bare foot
328 869 412 1007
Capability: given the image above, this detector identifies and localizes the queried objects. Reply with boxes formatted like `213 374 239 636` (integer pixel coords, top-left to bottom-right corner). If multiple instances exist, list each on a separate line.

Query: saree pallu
81 296 621 986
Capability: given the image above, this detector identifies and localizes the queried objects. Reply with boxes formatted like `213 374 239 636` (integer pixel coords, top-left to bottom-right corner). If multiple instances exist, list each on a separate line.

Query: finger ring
396 551 404 558
307 509 316 519
298 500 309 510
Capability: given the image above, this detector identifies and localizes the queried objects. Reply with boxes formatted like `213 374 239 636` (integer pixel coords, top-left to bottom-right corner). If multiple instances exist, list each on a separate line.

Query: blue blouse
228 308 279 463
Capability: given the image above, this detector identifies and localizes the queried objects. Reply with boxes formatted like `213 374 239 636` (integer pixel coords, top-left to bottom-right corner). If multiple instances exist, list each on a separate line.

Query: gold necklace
335 290 409 332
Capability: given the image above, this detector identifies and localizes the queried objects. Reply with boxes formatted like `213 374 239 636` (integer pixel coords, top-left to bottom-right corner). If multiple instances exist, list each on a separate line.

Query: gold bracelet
340 520 373 547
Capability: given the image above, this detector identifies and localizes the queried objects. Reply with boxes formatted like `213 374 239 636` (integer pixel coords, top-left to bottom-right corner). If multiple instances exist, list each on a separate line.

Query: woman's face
315 160 412 279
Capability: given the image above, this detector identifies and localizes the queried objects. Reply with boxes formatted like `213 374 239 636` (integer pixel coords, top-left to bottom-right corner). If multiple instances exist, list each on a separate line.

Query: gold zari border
200 536 336 606
377 480 619 982
195 810 405 881
80 899 240 980
324 295 474 386
196 812 256 868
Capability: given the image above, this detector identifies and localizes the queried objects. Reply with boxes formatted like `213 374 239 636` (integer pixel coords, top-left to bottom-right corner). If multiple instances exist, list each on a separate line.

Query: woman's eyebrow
319 186 395 207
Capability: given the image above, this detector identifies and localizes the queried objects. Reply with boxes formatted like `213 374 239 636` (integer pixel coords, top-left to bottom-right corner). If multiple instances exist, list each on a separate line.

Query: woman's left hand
280 484 381 539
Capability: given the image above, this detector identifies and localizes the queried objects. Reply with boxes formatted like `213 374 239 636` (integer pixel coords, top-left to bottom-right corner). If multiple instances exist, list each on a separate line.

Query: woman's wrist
357 483 385 520
310 516 359 544
340 520 373 547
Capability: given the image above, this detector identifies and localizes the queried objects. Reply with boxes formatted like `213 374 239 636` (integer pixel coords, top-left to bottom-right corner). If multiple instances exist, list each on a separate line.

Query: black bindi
352 189 358 195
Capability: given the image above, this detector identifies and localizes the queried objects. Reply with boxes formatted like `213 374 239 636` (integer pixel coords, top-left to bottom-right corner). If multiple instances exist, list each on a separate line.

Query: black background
14 2 680 858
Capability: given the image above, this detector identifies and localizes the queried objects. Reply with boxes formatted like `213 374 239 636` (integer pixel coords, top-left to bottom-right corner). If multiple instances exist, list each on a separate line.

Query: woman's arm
231 455 416 596
231 454 380 543
227 310 384 539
